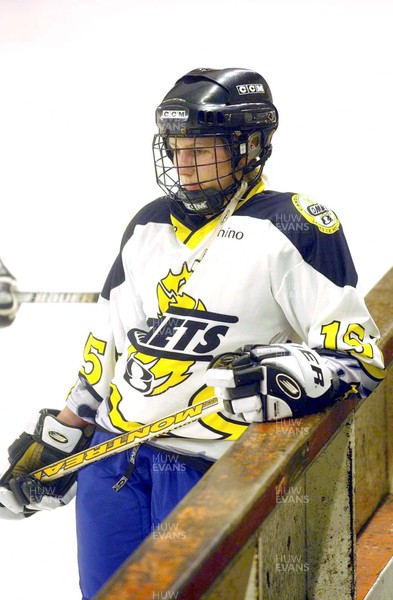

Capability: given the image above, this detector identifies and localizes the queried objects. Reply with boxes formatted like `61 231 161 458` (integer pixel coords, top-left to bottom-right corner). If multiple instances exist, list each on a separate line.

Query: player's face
168 136 233 192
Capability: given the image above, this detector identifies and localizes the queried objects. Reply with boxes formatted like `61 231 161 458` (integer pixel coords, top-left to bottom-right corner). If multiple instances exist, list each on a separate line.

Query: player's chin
182 184 203 191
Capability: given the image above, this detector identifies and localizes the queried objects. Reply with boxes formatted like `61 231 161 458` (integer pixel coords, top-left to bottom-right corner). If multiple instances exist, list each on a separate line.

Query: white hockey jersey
66 181 385 460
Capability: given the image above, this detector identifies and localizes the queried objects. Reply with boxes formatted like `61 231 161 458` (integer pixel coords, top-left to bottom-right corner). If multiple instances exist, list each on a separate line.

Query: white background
0 1 392 598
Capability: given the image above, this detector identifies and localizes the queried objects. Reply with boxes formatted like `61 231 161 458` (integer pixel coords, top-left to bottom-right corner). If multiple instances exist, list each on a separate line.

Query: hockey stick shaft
15 291 99 304
31 396 224 483
0 259 99 305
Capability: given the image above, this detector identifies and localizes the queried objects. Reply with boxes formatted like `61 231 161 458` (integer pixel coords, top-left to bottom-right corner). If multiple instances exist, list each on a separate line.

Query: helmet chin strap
176 180 244 216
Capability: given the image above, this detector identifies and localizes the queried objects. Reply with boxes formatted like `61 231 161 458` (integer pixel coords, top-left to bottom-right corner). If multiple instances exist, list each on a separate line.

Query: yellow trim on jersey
170 215 192 244
237 179 266 210
171 180 266 249
108 383 144 432
170 214 222 249
360 359 386 381
191 386 249 440
183 215 222 250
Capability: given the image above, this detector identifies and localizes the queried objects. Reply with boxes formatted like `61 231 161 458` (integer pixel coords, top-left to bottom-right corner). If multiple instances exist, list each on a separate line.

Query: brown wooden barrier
95 268 393 600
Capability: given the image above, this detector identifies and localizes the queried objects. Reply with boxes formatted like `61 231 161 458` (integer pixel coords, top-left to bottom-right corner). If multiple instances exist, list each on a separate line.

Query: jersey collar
170 180 266 249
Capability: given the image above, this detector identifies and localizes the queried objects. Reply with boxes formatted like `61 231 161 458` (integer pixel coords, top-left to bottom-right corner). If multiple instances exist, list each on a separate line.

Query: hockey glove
206 343 340 423
0 260 18 328
0 409 95 519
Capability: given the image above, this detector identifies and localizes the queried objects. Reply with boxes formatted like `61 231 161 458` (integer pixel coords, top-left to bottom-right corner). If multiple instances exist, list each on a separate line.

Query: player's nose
176 149 195 171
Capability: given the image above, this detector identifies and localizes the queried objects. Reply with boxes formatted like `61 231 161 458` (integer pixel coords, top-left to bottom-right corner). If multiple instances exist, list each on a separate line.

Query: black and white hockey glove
206 343 341 423
0 409 95 519
0 260 18 328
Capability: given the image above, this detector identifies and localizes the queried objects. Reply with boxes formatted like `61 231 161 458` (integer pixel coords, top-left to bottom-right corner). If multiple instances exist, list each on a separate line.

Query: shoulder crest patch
291 194 340 234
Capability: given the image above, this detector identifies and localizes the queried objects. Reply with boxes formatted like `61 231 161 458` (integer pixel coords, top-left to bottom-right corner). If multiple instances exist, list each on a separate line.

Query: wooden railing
95 268 393 600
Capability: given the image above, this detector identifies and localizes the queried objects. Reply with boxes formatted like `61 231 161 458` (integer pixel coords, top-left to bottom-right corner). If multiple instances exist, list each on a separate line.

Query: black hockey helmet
153 67 278 215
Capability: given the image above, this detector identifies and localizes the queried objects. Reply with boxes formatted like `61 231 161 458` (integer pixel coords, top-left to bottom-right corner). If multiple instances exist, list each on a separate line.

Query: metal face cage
153 133 248 215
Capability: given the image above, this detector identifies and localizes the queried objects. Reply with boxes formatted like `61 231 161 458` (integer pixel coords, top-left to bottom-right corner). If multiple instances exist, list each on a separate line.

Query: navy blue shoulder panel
237 190 358 288
120 196 172 249
101 197 171 300
101 256 124 300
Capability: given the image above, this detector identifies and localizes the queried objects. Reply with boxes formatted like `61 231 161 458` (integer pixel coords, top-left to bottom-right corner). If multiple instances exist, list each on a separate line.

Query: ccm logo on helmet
160 109 189 120
236 83 265 95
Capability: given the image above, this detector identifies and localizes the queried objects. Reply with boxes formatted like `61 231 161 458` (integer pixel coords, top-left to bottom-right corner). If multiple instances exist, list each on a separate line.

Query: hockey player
0 68 385 599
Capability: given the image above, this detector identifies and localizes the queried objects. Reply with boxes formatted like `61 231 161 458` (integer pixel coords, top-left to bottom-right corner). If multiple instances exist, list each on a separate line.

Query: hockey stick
1 258 98 302
2 183 248 311
31 396 224 483
0 258 99 329
15 291 99 304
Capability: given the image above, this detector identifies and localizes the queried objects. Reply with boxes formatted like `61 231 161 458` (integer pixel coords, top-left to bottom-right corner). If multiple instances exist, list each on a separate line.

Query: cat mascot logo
125 262 207 396
108 262 246 439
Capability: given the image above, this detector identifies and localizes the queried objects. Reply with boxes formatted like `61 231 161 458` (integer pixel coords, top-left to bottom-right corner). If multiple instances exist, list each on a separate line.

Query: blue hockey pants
76 431 209 599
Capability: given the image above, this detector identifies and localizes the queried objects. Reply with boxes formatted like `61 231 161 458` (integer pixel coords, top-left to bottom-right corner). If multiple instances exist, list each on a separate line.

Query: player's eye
194 147 210 156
